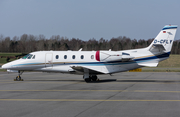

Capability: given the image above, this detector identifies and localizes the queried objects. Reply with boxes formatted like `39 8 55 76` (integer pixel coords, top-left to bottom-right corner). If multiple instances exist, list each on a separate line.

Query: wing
70 65 110 74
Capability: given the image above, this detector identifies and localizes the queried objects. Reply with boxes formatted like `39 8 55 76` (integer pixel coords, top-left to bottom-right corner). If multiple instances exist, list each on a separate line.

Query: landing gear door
45 53 53 68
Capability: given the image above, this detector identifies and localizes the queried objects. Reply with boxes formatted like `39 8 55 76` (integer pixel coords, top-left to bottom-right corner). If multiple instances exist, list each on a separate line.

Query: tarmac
0 72 180 117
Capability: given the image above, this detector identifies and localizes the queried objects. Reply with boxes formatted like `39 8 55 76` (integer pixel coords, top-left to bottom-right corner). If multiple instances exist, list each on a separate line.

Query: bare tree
0 34 179 54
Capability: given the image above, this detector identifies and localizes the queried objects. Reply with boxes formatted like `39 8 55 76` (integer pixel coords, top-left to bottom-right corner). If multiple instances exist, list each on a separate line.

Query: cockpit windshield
27 54 33 59
22 54 34 59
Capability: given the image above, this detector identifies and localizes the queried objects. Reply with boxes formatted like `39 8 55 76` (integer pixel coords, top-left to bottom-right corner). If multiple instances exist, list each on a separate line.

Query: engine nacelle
95 51 134 62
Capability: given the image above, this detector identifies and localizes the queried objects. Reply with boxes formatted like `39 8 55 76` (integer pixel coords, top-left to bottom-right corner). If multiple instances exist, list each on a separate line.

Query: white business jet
1 25 178 82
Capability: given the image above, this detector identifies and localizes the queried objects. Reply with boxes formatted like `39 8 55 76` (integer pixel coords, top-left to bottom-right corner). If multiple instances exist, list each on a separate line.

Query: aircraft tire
16 76 21 81
91 75 97 81
85 78 91 82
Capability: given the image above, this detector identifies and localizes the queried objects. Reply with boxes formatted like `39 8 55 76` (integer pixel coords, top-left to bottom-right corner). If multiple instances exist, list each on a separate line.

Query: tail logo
154 39 173 44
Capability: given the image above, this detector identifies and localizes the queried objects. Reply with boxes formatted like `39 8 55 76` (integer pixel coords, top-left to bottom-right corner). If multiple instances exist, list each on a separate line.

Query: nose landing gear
14 71 24 81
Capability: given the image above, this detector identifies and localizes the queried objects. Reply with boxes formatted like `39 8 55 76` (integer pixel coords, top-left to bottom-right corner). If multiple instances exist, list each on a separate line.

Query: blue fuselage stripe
133 52 170 61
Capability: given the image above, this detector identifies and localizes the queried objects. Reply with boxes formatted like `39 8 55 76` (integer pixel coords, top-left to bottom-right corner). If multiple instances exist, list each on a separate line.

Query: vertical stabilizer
148 25 177 52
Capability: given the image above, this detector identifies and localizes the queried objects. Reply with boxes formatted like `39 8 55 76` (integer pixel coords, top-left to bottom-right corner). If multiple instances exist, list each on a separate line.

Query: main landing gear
84 75 99 82
14 71 24 81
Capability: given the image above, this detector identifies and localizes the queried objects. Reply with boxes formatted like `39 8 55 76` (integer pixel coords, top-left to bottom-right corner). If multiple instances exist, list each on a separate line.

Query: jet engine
95 51 134 62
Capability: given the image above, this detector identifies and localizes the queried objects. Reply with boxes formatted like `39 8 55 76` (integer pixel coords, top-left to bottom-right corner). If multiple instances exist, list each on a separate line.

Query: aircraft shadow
26 79 85 82
90 79 180 83
117 79 180 83
25 79 117 83
25 79 180 83
88 79 117 83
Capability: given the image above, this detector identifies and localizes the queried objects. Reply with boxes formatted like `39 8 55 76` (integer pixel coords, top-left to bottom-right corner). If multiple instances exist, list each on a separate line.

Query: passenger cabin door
45 53 53 68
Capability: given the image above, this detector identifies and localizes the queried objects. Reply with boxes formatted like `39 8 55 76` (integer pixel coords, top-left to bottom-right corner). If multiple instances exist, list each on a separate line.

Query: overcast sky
0 0 180 40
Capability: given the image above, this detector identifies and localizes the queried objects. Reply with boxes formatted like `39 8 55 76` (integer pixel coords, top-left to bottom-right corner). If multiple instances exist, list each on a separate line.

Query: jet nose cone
1 64 4 69
1 64 6 69
1 63 12 69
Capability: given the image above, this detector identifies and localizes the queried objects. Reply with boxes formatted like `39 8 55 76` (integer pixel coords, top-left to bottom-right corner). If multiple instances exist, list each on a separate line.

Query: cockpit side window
32 55 35 59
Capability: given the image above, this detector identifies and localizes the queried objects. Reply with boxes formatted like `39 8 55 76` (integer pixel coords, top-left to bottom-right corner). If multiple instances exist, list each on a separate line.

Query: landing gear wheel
83 74 99 82
91 75 97 81
14 71 24 81
85 78 91 82
16 76 21 81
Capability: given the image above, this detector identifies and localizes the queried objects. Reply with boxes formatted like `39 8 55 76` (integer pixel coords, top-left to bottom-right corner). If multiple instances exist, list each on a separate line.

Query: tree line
0 34 180 54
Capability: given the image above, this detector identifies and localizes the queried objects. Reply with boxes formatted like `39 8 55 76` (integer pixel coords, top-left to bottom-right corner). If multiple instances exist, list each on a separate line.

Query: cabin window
81 55 84 59
91 55 94 59
72 55 75 59
56 55 59 59
64 55 67 59
27 54 33 59
32 55 35 59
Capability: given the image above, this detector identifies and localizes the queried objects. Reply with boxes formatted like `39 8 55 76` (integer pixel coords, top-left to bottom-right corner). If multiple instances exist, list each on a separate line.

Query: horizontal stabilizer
122 55 134 61
122 52 134 61
138 62 158 67
149 44 166 52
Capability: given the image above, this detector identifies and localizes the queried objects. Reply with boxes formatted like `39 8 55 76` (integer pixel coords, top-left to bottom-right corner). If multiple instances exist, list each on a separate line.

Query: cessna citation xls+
1 25 178 82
